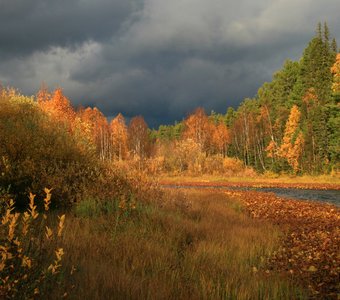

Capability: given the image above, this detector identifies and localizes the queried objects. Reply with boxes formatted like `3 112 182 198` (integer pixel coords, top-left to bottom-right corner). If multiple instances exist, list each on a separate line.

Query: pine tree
298 23 337 172
331 38 338 53
299 23 337 104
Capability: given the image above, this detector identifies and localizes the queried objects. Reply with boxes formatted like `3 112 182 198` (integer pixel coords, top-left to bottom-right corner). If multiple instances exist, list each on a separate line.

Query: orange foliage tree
173 139 202 173
38 87 76 125
110 113 128 160
279 105 304 172
182 107 212 153
128 116 150 160
212 122 230 157
36 82 51 104
78 107 111 160
331 53 340 95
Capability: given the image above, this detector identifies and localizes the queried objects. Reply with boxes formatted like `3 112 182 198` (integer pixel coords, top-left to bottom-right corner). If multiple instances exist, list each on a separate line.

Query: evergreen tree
298 23 337 172
299 23 336 104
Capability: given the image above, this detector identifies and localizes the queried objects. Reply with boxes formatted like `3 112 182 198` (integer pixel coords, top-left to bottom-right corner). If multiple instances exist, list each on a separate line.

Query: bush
222 157 246 175
0 190 67 299
0 89 97 208
202 155 224 174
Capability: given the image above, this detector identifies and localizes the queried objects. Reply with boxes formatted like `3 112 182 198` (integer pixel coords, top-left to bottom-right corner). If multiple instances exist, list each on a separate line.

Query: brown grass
55 189 306 299
159 174 340 189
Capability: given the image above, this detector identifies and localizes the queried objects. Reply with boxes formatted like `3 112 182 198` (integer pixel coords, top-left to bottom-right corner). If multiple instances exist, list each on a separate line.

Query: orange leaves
78 106 110 160
183 107 211 152
110 113 128 160
182 107 231 157
278 105 304 172
79 107 108 139
38 87 76 124
265 140 278 158
288 132 304 172
331 53 340 94
36 82 50 104
212 122 230 155
128 116 149 159
232 189 340 299
265 105 304 172
281 105 301 147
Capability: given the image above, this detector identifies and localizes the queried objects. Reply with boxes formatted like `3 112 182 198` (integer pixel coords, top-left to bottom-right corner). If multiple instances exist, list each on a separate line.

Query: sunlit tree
128 116 150 160
38 88 76 125
183 107 212 153
110 113 128 160
279 105 304 172
331 53 340 96
212 122 230 157
78 107 110 160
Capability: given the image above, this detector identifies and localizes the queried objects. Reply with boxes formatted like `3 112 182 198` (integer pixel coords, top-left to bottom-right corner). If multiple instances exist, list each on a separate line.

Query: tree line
152 23 340 175
1 23 339 176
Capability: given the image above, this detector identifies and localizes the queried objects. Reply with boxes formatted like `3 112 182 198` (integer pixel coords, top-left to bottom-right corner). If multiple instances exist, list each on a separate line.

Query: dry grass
159 174 340 187
54 189 306 299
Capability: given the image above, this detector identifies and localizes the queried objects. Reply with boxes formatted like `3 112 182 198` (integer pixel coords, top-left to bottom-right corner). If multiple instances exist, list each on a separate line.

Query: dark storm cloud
1 0 340 128
0 0 139 57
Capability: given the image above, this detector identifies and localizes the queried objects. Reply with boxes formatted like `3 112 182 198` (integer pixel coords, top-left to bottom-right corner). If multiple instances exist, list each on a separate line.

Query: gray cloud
0 0 139 57
1 0 340 127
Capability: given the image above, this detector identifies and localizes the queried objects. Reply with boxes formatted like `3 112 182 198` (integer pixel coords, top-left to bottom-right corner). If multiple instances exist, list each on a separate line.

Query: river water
240 187 340 207
162 185 340 207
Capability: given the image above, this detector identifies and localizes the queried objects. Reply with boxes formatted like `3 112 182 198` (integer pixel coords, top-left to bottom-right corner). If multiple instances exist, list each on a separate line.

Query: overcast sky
1 0 339 128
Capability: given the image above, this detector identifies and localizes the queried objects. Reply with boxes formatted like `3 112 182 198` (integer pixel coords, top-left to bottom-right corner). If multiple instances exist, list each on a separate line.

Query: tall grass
57 189 306 299
0 189 67 299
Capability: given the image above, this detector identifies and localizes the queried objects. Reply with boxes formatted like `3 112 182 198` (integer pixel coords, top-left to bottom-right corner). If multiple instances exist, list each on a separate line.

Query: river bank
161 186 340 299
232 189 339 299
159 174 340 190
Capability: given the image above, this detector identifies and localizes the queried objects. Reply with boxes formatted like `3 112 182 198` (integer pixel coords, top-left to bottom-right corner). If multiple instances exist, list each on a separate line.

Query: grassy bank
159 174 340 189
50 189 305 299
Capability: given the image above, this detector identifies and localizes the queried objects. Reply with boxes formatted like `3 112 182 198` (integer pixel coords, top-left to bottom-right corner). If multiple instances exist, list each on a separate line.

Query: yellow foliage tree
110 113 128 160
174 138 202 173
331 53 340 95
78 107 110 160
183 108 212 153
38 88 76 125
279 105 304 172
128 116 149 160
212 122 230 157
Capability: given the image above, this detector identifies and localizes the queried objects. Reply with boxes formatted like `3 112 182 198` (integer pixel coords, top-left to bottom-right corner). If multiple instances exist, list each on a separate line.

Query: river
236 187 340 206
162 184 340 207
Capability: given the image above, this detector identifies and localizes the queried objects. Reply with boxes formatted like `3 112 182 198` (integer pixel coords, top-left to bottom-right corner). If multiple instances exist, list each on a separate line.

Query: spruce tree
298 23 337 172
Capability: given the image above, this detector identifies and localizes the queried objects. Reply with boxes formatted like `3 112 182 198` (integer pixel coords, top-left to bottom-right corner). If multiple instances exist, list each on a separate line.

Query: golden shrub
0 189 66 299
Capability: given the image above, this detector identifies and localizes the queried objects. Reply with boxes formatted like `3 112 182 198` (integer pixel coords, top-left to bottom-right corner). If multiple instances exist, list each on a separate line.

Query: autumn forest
0 23 339 299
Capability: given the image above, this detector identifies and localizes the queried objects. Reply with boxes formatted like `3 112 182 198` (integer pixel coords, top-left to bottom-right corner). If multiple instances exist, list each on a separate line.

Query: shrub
202 155 224 174
0 189 67 299
222 157 245 175
0 89 97 208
